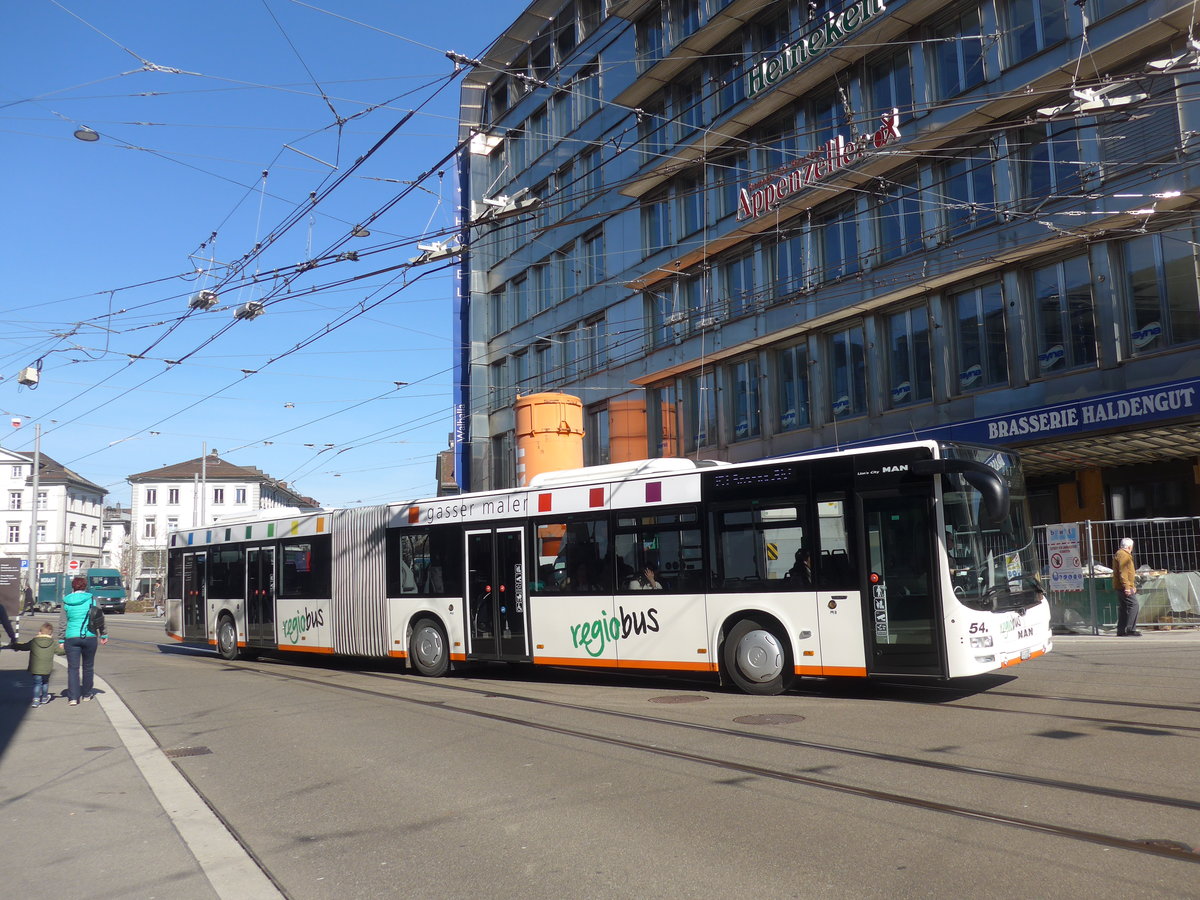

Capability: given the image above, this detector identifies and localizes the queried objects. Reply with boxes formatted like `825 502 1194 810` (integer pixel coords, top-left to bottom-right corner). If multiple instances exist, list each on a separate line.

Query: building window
37 491 46 510
817 205 859 282
167 517 179 533
580 317 607 372
551 90 572 142
649 382 679 457
953 283 1009 392
6 523 19 543
581 230 604 286
36 522 45 541
886 306 933 407
729 358 761 441
145 488 157 505
1001 0 1067 65
1122 229 1200 354
873 171 923 263
8 491 21 510
213 488 225 505
528 106 549 160
639 99 668 165
673 70 704 140
667 0 701 48
581 147 603 203
490 432 515 489
553 243 576 302
715 37 746 109
719 253 754 316
587 406 610 466
676 173 704 237
828 325 868 419
866 47 914 123
938 145 997 237
1031 255 1097 373
642 192 671 253
235 488 247 504
685 370 718 451
636 9 665 71
808 94 844 153
775 343 810 432
10 465 20 477
575 63 601 124
144 518 157 539
530 264 548 314
714 149 749 220
932 6 986 99
1017 121 1083 208
769 228 805 296
490 288 506 334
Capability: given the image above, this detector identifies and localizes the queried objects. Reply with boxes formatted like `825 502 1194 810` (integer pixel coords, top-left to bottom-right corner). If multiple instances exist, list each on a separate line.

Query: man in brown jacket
1112 537 1140 637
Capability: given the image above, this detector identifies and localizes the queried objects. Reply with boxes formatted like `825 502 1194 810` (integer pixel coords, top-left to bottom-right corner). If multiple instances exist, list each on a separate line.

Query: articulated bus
165 440 1051 694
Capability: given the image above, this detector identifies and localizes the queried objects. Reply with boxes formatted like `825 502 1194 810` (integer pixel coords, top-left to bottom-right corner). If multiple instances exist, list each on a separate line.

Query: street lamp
73 126 100 142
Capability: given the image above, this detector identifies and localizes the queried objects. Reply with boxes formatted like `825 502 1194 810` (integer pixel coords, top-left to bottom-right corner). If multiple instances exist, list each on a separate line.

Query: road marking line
63 660 284 899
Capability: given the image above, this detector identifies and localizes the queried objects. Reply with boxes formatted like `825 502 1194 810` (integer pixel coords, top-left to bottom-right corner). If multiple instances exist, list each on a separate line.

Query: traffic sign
68 559 80 571
20 559 28 568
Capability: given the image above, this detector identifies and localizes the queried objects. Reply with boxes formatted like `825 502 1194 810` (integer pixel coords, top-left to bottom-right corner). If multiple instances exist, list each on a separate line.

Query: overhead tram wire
63 260 455 467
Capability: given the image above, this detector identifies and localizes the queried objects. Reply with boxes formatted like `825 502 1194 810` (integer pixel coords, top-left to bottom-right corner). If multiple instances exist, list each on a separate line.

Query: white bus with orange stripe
165 440 1051 694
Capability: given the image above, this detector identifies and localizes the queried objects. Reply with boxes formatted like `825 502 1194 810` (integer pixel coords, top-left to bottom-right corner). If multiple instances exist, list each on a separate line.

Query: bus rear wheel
409 618 449 677
723 618 793 695
216 615 239 661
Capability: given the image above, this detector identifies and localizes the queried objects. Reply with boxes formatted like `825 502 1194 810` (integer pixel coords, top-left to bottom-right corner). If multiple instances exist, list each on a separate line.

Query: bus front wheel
409 618 449 677
216 615 240 661
723 618 793 695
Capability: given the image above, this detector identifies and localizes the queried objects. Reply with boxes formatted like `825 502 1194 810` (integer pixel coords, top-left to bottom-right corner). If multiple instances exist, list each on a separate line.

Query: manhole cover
163 746 213 759
84 746 114 752
649 695 708 704
733 714 805 725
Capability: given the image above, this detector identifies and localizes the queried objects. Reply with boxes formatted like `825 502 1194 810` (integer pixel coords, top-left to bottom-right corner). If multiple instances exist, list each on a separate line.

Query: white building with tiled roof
0 447 106 579
127 451 321 592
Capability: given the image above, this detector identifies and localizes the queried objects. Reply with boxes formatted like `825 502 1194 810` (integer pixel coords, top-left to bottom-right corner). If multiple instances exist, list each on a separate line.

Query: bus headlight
970 635 993 648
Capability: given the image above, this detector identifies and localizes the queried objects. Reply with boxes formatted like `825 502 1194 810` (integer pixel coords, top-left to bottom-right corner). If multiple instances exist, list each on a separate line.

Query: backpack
84 596 105 637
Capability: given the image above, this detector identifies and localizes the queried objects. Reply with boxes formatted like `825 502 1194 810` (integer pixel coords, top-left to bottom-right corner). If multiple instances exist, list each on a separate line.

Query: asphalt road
80 616 1200 898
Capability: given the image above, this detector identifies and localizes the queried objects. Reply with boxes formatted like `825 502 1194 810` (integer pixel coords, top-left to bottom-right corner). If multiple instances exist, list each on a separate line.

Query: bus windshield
941 446 1041 612
88 574 122 588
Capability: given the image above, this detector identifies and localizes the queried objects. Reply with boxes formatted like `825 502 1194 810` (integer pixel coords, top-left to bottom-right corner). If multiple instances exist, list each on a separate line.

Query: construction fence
1033 517 1200 634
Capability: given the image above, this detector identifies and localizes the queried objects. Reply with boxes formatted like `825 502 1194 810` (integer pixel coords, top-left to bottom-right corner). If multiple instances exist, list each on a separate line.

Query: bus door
246 545 276 644
861 491 945 676
182 551 207 643
465 527 529 660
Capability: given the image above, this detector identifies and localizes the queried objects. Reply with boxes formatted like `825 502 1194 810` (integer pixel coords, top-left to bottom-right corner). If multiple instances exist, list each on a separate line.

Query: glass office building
455 0 1200 522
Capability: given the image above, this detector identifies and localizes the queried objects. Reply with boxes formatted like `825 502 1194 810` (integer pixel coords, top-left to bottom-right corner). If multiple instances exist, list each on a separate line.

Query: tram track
105 635 1200 865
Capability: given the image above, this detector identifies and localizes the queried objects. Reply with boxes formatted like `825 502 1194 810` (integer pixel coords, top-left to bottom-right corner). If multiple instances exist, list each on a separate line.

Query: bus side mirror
913 459 1009 524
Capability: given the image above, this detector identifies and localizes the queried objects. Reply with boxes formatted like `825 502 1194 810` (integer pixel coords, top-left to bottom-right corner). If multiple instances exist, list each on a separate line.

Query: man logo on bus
570 605 661 657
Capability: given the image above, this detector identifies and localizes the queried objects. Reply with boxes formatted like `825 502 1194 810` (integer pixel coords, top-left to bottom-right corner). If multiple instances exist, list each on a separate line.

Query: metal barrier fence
1033 518 1200 634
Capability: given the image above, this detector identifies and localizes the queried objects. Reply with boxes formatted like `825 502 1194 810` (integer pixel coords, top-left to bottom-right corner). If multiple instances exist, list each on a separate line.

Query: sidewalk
0 637 279 900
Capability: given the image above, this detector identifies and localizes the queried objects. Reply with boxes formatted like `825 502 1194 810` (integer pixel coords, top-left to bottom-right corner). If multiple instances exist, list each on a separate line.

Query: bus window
614 508 701 592
207 548 245 598
535 516 610 593
710 505 807 591
386 526 461 597
279 537 331 599
815 495 857 589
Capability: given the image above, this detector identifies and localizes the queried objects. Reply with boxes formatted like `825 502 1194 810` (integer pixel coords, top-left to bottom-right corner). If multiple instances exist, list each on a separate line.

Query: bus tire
216 614 239 661
722 618 793 695
409 617 449 677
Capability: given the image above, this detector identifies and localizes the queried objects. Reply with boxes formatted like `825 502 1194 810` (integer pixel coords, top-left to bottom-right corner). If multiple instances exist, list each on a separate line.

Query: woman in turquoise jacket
56 576 108 705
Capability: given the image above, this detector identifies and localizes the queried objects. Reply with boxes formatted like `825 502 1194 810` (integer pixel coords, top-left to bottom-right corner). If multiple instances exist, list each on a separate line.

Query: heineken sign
746 0 886 99
737 110 901 221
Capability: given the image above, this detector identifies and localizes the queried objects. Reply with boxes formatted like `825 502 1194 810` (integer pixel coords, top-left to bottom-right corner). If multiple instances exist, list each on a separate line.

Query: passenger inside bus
629 562 662 590
786 548 814 588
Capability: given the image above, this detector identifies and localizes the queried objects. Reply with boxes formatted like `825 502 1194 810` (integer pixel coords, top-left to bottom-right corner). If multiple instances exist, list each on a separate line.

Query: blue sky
1 0 521 507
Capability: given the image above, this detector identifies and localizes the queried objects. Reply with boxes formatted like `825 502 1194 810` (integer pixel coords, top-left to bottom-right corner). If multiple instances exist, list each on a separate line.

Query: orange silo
514 392 584 486
607 398 648 463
